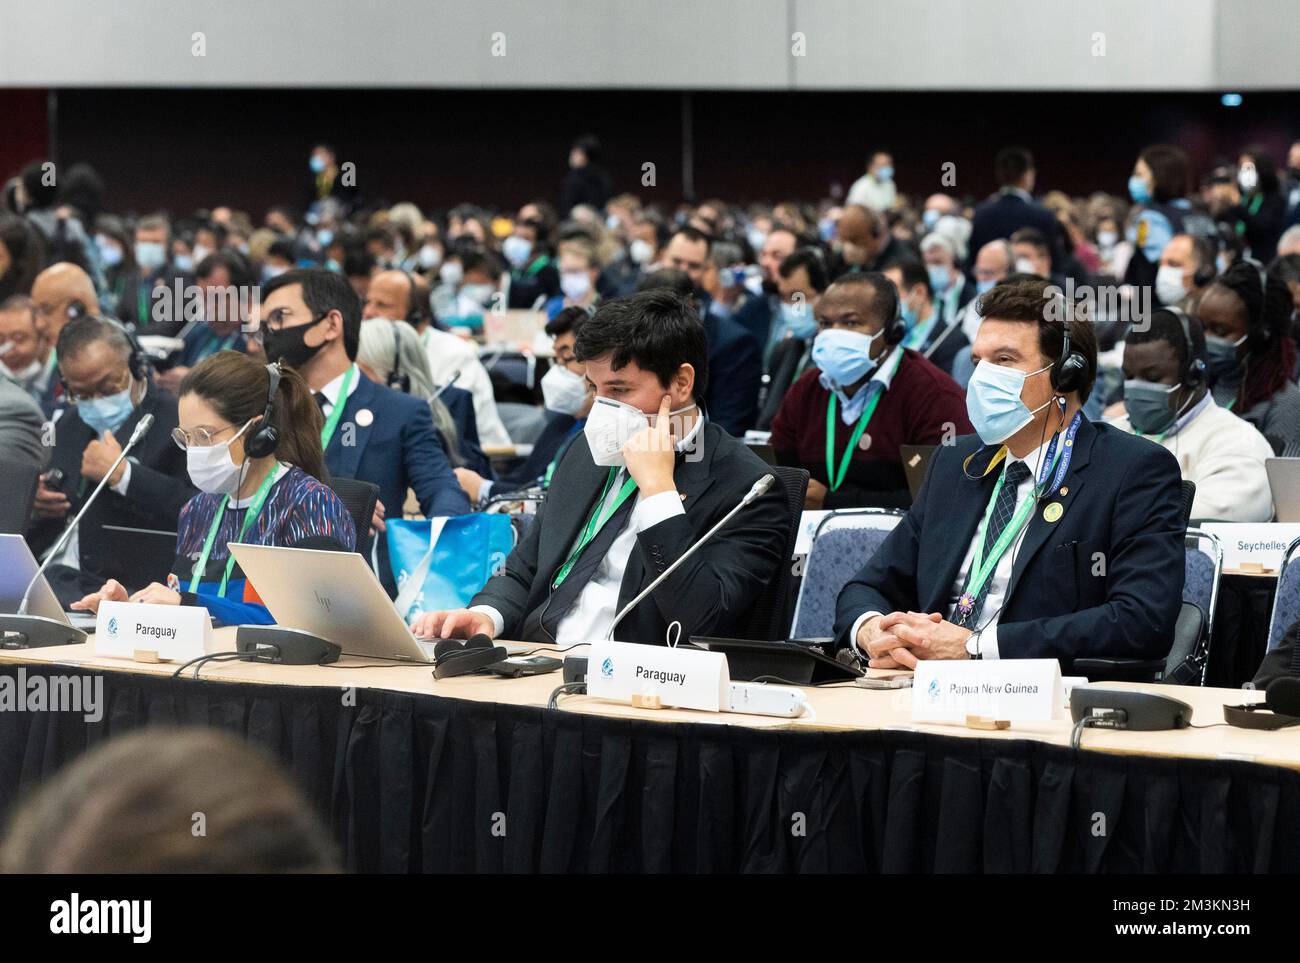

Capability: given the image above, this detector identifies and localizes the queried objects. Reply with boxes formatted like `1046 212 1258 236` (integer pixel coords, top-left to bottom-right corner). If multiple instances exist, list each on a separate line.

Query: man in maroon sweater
771 272 972 509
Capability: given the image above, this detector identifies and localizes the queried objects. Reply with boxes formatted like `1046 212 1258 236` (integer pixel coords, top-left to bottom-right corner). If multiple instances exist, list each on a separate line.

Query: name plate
1199 523 1300 571
912 659 1062 723
94 601 215 662
586 640 728 712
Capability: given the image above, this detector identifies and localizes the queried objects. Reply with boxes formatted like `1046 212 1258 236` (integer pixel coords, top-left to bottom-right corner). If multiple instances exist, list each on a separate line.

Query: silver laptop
1267 458 1300 522
0 534 91 627
228 542 442 662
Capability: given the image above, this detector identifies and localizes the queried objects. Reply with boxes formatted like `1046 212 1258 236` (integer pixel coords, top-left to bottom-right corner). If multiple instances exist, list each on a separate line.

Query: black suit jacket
833 418 1185 664
28 382 194 583
472 421 789 644
968 191 1065 269
701 308 762 436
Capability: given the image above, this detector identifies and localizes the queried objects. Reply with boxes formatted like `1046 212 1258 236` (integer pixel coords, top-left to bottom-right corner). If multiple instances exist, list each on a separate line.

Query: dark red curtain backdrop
1 88 1295 217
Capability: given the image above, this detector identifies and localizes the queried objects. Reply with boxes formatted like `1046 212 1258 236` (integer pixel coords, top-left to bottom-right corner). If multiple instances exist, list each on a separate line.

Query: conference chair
1072 479 1201 684
741 466 808 641
0 461 40 536
754 336 809 431
788 508 906 640
1266 536 1300 656
325 476 381 558
1168 528 1223 685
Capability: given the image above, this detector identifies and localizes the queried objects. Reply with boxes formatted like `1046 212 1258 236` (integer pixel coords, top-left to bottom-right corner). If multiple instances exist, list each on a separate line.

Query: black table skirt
2 665 1299 873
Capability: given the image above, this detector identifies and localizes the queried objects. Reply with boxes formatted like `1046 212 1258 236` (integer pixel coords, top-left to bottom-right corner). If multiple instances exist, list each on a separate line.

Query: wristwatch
964 629 983 660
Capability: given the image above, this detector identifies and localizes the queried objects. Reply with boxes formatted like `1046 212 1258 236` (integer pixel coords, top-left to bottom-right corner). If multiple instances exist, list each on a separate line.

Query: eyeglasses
260 307 328 333
171 423 240 450
64 371 133 405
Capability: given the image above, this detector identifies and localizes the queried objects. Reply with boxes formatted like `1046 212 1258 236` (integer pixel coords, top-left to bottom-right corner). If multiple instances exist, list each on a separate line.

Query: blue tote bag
387 514 514 623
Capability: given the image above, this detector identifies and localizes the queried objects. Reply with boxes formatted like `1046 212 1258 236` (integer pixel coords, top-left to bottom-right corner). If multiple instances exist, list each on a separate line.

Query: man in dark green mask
1111 307 1273 522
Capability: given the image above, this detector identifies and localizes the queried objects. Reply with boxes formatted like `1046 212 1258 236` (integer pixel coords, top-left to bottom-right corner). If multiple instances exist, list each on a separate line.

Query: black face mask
262 314 327 369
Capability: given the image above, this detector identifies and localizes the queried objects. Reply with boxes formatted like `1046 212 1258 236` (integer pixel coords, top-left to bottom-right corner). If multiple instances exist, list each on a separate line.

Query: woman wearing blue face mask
72 351 356 625
1123 145 1215 291
1197 261 1300 455
768 273 972 510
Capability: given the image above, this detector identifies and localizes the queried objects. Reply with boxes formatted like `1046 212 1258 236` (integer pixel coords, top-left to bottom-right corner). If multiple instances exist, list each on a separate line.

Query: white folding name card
912 659 1062 723
1200 523 1300 571
586 640 729 712
93 601 215 662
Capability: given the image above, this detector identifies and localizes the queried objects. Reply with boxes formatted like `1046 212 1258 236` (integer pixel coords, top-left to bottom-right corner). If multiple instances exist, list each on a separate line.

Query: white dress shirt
472 412 705 643
851 433 1061 660
55 436 140 571
315 362 361 416
420 327 511 449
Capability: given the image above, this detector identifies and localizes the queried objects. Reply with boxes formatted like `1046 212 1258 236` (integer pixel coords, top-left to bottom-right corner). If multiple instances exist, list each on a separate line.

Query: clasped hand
856 610 972 669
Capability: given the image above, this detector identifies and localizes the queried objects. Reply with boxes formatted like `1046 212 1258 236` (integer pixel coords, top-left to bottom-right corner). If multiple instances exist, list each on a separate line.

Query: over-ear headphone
243 361 282 458
387 320 410 394
66 298 87 322
403 270 430 328
1234 256 1270 352
101 316 152 383
1190 236 1218 289
432 633 507 679
880 275 905 346
1162 306 1206 388
1048 292 1089 395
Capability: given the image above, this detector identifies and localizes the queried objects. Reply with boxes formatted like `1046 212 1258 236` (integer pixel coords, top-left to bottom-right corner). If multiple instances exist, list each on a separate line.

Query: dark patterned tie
956 459 1032 626
314 391 328 412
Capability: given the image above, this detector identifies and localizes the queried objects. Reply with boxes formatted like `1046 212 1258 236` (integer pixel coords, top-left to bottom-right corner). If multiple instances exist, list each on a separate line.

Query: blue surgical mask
927 264 951 295
173 254 194 273
95 235 123 268
922 209 941 230
1203 333 1245 382
812 328 880 389
316 228 334 247
966 360 1054 445
134 241 166 272
976 279 997 296
876 166 894 182
779 301 818 339
502 235 533 269
77 383 136 436
1128 175 1152 205
310 155 327 174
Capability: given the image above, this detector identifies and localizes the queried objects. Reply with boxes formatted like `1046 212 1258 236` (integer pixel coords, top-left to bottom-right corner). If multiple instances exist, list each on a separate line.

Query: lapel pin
355 408 374 427
1043 502 1064 523
679 492 688 502
1059 486 1069 496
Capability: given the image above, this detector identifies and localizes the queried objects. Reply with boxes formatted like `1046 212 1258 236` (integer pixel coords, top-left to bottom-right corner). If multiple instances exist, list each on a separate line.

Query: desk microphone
431 369 462 401
0 414 156 649
602 473 775 642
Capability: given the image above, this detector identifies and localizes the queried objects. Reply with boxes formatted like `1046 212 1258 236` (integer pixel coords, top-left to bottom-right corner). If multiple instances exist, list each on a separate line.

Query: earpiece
244 361 282 458
1163 306 1206 388
432 633 507 679
1048 292 1089 395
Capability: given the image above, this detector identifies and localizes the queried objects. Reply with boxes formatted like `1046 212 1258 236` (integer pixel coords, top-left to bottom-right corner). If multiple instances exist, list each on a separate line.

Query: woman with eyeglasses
72 351 356 624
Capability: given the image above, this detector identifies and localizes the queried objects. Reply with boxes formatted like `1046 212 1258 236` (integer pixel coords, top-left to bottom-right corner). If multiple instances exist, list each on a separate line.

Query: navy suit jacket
438 384 491 477
702 308 761 436
833 418 1185 665
968 192 1064 269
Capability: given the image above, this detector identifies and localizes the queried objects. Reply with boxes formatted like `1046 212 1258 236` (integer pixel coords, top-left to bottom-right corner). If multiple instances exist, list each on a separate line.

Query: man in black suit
967 147 1065 271
835 279 1184 668
411 289 788 646
28 315 193 602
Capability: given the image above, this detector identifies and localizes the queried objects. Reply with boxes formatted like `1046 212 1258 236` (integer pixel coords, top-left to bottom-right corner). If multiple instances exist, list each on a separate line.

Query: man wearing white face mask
504 217 560 310
544 239 601 319
410 289 788 646
455 307 595 505
27 315 194 605
72 352 355 625
836 279 1184 669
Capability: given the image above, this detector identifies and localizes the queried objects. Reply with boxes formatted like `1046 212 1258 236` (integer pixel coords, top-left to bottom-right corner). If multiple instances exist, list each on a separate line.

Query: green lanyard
319 366 357 451
825 389 884 492
551 468 638 587
188 466 280 597
958 446 1064 614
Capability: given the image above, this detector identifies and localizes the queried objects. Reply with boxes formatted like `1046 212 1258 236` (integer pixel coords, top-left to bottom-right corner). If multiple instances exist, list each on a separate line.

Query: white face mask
560 270 591 301
541 364 589 416
186 420 254 495
1014 256 1038 276
629 239 654 265
1155 264 1188 306
583 396 695 468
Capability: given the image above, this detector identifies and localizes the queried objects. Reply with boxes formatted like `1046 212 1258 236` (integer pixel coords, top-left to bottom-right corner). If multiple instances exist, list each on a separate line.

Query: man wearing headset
27 314 193 603
28 262 100 417
1110 308 1273 522
836 278 1185 668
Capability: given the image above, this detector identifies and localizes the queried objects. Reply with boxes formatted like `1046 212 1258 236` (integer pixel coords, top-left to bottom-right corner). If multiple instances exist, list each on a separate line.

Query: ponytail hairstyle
180 350 327 480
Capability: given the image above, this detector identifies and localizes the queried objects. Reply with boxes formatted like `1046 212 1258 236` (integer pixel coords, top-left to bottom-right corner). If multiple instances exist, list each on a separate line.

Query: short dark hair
261 267 361 361
777 248 828 293
545 304 590 339
976 278 1098 401
1127 307 1206 372
1139 145 1192 203
668 225 713 255
884 258 932 300
56 314 133 367
267 238 296 263
196 249 253 287
994 147 1034 188
826 271 902 343
635 267 695 300
575 290 710 401
1010 227 1050 258
19 160 58 209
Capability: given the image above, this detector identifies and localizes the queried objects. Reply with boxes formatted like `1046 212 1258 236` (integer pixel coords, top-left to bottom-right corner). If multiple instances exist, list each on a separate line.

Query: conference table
2 629 1299 873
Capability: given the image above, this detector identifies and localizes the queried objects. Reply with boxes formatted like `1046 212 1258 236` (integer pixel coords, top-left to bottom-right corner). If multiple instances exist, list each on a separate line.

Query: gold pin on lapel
1059 486 1069 496
1043 502 1064 523
680 492 688 502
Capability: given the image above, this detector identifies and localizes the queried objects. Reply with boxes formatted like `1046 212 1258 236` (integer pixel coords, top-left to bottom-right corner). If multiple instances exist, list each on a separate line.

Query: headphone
1231 256 1271 352
1161 306 1207 388
1190 236 1218 289
402 270 430 328
100 315 152 383
1048 292 1089 395
879 275 906 346
387 320 410 394
243 361 282 458
432 634 507 679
